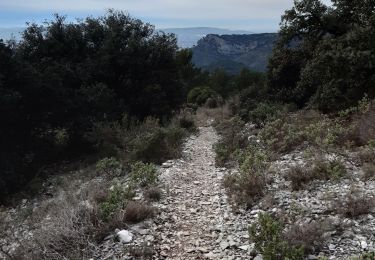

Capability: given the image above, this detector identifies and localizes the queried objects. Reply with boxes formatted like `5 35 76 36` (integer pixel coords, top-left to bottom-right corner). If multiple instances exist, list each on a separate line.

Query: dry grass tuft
144 186 162 201
283 221 329 254
334 188 375 218
123 201 155 223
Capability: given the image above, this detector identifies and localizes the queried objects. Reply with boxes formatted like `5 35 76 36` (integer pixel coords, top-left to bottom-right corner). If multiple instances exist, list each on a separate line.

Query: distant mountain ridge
191 33 278 73
158 27 253 48
0 26 253 48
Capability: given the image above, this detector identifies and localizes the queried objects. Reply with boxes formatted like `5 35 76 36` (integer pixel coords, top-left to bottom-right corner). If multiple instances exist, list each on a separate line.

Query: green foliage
214 116 246 166
259 111 352 155
223 143 268 207
268 0 375 111
352 252 375 260
86 115 190 165
288 158 346 190
248 102 284 126
0 10 197 200
250 213 305 260
130 162 158 187
96 157 122 176
99 183 135 221
187 86 217 105
313 159 347 180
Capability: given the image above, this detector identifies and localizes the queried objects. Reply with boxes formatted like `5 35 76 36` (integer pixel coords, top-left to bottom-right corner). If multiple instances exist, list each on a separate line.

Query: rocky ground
111 125 375 259
1 123 375 259
96 125 253 259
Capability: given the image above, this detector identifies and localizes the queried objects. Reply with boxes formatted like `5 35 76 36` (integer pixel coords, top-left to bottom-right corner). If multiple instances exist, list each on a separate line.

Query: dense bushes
268 0 375 112
0 11 201 200
187 86 218 106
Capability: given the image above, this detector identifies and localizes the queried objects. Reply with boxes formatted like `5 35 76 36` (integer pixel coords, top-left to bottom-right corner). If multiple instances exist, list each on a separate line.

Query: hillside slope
159 27 253 48
192 33 277 73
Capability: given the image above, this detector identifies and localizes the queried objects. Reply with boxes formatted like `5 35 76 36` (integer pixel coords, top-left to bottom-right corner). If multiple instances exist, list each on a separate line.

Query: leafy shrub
175 109 197 132
287 159 346 190
248 102 284 126
96 157 122 176
130 162 158 187
224 144 268 207
214 116 247 166
311 159 347 181
259 117 304 155
99 183 134 221
87 116 189 165
130 118 188 164
352 252 375 260
249 213 304 260
187 86 218 105
259 110 352 155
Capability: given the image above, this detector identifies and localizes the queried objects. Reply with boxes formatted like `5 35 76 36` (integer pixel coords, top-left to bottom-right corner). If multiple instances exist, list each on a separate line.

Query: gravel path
153 126 251 259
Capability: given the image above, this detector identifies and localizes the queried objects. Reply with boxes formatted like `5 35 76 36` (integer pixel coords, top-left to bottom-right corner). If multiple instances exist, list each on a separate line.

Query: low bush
259 110 353 155
363 163 375 181
99 183 135 221
86 115 191 165
249 213 304 260
96 157 122 176
247 102 284 126
123 201 155 223
144 186 162 201
352 252 375 260
283 221 327 254
214 116 247 166
311 159 347 181
334 189 375 218
187 86 218 106
287 159 346 190
358 146 375 164
130 162 158 187
224 144 268 207
286 166 312 191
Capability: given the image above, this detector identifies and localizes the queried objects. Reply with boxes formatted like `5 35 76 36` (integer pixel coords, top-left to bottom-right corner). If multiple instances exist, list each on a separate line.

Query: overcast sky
0 0 332 32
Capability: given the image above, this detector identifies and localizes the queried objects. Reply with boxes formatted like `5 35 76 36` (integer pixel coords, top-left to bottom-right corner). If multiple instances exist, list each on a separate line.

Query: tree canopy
268 0 375 111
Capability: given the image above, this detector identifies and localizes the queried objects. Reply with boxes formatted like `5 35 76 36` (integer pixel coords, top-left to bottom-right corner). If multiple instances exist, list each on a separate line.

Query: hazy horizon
0 0 332 33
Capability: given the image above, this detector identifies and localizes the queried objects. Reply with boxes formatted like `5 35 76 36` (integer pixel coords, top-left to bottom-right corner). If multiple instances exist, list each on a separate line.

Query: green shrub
96 157 122 176
352 252 375 260
87 115 190 165
248 102 284 126
287 159 346 190
99 184 132 221
224 144 268 207
250 213 304 260
214 116 247 166
312 159 346 180
130 162 158 187
187 86 218 105
259 117 304 154
259 110 352 155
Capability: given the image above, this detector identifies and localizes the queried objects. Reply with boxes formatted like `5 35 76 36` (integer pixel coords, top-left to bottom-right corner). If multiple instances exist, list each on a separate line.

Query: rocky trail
152 126 251 259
